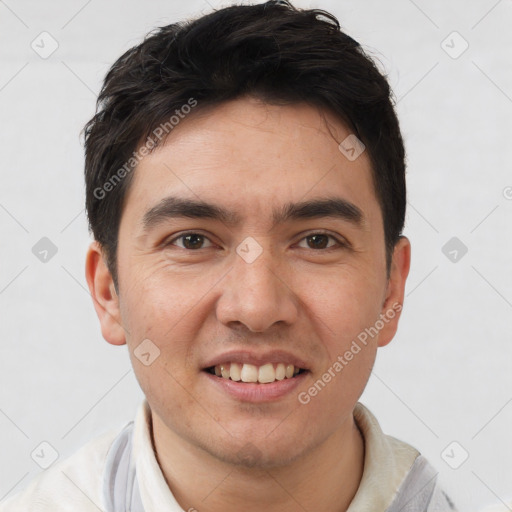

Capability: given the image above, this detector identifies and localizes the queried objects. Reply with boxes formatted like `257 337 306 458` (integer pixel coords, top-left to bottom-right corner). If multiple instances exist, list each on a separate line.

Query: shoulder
351 402 457 511
386 454 458 511
0 426 125 512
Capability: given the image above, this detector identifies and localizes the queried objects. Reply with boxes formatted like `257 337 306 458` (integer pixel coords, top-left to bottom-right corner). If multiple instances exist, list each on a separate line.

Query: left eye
167 232 343 251
297 233 342 250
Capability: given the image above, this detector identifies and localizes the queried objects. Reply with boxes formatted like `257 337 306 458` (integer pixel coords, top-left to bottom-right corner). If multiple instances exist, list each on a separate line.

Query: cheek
132 357 201 436
298 336 377 422
119 261 197 338
302 270 383 397
120 267 209 388
308 269 384 335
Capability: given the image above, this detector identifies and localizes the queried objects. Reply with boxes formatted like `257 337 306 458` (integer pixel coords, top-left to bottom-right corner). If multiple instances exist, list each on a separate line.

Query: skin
86 96 410 512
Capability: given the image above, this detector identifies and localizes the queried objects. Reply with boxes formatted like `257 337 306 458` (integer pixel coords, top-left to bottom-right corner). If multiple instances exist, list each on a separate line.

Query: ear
85 241 126 346
377 236 411 348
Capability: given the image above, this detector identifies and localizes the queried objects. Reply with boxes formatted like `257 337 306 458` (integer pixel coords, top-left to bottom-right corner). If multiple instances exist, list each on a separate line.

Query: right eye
165 232 215 250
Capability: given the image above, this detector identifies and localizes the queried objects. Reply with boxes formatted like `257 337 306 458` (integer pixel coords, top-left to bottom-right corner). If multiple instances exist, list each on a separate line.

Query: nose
215 245 299 332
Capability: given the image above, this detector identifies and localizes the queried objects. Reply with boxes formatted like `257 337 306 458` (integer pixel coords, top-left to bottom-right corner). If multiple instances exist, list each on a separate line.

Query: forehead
120 97 380 231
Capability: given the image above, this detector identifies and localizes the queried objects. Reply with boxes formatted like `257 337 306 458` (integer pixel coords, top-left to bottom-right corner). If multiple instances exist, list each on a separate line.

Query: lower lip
202 370 309 403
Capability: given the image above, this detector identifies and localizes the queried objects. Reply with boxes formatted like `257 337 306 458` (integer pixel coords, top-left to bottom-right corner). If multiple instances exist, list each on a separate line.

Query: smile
205 362 307 384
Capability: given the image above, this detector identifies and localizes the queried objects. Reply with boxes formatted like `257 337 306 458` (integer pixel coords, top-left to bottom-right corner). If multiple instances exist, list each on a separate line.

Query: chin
213 444 306 470
200 428 314 471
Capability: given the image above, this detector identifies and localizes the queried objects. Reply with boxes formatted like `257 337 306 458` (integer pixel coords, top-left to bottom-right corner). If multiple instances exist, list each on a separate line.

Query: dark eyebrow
141 195 364 232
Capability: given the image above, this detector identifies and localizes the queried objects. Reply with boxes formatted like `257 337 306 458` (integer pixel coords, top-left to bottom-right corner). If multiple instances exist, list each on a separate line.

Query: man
0 1 457 510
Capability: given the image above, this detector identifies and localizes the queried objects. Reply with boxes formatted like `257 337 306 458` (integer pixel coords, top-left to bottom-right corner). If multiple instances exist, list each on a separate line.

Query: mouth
202 362 309 403
204 362 308 384
200 350 311 402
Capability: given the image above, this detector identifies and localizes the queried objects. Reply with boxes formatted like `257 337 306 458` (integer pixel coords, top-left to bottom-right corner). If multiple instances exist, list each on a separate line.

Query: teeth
211 362 303 383
230 362 241 381
220 364 230 379
240 363 258 383
258 363 275 384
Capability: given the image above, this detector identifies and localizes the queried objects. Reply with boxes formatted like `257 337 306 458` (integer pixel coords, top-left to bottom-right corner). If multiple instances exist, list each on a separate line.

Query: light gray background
1 1 511 511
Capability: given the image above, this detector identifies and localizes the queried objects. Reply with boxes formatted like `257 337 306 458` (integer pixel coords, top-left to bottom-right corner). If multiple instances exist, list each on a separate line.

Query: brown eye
297 233 343 250
168 233 213 250
307 234 329 249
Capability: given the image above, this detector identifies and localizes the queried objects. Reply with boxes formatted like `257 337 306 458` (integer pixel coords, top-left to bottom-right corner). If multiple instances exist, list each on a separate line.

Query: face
87 96 410 469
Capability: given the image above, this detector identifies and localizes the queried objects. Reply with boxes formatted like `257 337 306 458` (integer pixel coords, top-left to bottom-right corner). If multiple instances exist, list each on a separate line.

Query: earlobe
85 241 126 346
377 236 411 348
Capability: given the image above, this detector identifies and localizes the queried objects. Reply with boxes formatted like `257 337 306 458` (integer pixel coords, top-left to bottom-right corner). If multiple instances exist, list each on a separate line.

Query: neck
151 411 365 512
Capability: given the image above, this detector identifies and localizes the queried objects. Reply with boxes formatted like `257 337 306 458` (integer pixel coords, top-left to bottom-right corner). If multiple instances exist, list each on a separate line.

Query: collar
132 399 419 511
347 402 419 511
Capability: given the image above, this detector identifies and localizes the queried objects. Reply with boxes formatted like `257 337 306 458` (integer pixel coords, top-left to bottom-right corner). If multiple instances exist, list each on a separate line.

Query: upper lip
202 349 310 371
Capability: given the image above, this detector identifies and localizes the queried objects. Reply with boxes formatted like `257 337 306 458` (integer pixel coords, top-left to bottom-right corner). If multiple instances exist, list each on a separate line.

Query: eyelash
164 231 348 251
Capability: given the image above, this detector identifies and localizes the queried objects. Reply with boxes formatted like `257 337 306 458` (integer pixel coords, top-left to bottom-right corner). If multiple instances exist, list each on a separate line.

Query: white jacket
0 400 457 511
